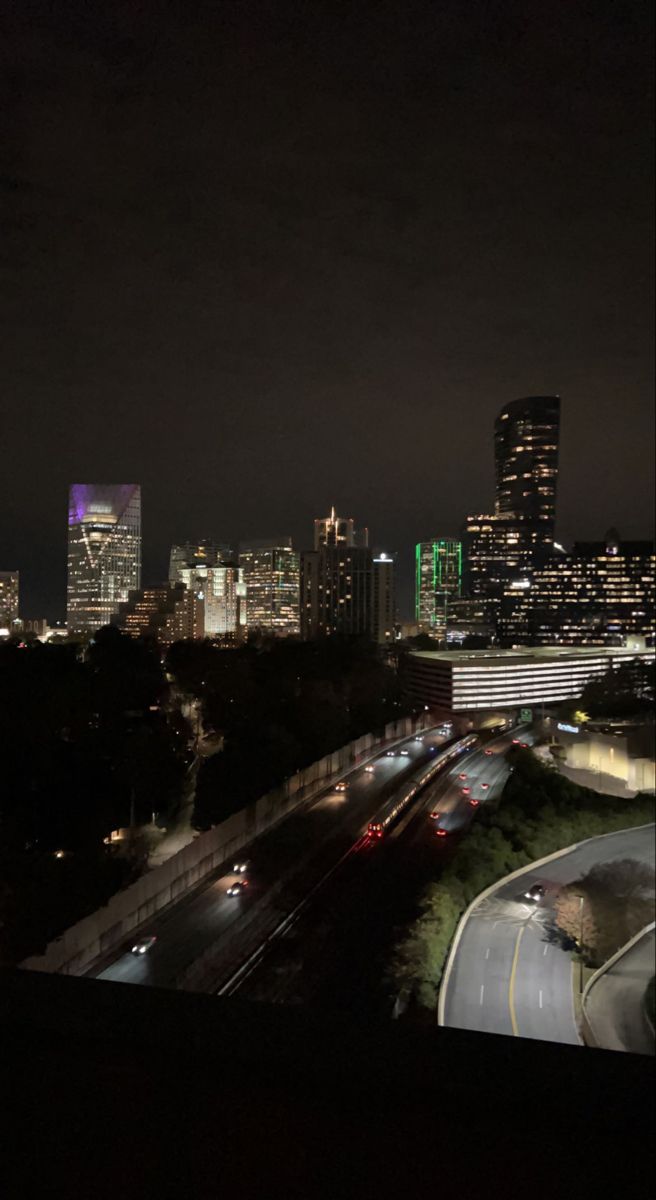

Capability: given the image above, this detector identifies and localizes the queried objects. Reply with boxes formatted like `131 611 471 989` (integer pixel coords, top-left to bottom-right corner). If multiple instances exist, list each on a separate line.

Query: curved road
440 824 655 1045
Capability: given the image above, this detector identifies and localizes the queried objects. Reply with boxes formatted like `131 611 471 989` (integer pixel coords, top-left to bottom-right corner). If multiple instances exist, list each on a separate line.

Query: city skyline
5 391 656 624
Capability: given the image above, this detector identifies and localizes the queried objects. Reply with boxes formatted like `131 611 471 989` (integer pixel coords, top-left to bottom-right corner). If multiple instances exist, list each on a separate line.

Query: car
512 738 520 745
461 786 470 794
481 783 489 790
131 936 157 956
520 742 529 749
400 749 410 756
386 750 396 757
227 880 248 897
435 828 448 838
524 883 545 902
364 764 375 773
414 735 423 742
459 772 467 780
335 781 349 792
484 749 493 756
469 798 480 807
429 811 441 820
233 859 249 873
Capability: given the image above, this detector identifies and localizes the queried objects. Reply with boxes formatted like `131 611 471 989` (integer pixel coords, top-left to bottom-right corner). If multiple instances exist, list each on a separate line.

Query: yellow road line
508 925 526 1036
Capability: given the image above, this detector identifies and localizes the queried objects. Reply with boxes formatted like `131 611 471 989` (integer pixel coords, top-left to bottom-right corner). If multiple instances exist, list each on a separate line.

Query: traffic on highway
217 725 526 1008
91 723 456 989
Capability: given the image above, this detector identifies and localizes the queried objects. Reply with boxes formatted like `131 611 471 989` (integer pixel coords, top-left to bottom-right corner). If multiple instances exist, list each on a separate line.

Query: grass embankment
389 748 655 1010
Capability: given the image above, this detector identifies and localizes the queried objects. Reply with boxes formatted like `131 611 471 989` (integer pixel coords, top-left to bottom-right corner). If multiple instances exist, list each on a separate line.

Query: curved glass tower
494 396 560 529
67 484 141 633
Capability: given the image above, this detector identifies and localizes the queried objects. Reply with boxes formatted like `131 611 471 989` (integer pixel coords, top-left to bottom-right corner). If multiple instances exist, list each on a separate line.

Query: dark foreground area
1 967 653 1200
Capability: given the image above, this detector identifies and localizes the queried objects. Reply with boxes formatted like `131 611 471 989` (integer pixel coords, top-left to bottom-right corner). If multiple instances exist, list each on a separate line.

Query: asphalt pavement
441 823 655 1046
232 726 526 1009
92 725 452 988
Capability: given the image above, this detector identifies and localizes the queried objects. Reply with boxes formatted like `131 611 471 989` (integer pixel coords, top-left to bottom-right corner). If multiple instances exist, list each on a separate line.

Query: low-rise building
405 640 655 718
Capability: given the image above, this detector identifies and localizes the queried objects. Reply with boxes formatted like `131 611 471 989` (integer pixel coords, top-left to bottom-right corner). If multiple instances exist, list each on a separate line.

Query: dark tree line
0 627 192 961
166 636 413 829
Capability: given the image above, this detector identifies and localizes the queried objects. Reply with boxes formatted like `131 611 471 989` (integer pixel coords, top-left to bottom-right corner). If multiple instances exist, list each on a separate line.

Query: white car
131 936 157 956
400 749 410 756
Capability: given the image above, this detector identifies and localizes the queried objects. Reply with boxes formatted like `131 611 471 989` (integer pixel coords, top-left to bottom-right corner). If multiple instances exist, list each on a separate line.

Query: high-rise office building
314 507 369 550
500 529 656 646
494 396 560 528
239 539 300 636
169 540 233 584
372 553 396 644
0 571 20 632
204 564 246 639
464 397 561 634
113 583 203 647
415 540 462 633
301 546 373 639
67 485 141 633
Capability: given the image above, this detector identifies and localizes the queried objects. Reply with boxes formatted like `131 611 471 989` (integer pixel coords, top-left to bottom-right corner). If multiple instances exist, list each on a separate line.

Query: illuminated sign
557 722 579 734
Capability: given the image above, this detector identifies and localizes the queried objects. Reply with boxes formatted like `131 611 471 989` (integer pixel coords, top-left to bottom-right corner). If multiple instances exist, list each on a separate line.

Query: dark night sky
1 0 654 619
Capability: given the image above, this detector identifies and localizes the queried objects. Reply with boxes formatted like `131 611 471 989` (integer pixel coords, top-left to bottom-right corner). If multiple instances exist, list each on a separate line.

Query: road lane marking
485 947 490 959
479 985 485 1005
539 989 543 1009
508 925 526 1036
543 945 548 956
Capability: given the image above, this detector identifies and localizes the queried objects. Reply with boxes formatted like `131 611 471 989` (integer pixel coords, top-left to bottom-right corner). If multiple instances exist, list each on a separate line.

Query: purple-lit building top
67 484 141 633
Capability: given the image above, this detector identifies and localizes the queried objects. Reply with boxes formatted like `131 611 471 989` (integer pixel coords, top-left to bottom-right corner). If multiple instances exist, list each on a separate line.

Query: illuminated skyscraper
301 547 372 638
464 397 561 635
0 571 19 633
500 529 656 645
314 507 368 549
169 540 233 584
372 553 396 644
415 540 462 633
239 539 300 636
67 485 141 633
494 396 560 529
204 563 245 638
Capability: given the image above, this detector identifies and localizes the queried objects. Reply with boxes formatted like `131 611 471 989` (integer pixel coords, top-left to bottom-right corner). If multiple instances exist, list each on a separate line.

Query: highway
91 725 453 988
227 726 527 1010
440 824 655 1046
584 923 655 1055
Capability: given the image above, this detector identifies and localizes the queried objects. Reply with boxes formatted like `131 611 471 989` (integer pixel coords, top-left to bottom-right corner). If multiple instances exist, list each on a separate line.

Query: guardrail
21 715 429 978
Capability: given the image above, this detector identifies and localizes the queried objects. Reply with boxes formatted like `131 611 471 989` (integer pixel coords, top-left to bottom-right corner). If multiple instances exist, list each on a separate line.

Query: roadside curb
437 822 656 1027
582 920 655 1050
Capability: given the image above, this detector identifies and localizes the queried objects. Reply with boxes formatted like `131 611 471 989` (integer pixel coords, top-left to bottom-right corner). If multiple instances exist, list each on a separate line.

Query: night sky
2 1 654 619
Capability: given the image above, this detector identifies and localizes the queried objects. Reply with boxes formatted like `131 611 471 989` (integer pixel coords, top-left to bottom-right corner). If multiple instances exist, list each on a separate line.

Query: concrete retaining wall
21 716 423 977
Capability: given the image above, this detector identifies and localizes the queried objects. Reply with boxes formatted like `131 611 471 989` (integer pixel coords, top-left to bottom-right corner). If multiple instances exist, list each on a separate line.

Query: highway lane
232 728 527 1009
584 924 655 1055
92 725 451 987
441 823 655 1046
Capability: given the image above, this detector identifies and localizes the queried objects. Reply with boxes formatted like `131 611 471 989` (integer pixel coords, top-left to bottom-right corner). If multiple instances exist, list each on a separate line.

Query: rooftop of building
409 639 654 668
